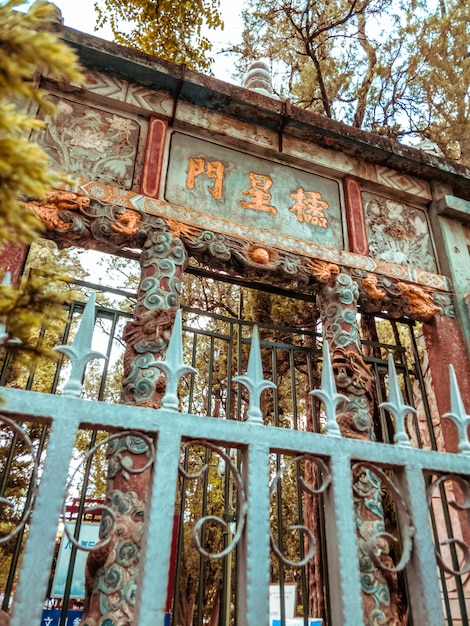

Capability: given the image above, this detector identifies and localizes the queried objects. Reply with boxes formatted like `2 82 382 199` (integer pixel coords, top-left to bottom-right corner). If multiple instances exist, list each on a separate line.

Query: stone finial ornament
243 60 275 97
414 139 443 157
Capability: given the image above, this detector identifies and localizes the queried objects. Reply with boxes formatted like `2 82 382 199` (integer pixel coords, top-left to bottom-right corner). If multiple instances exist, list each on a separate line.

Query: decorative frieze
64 179 450 294
32 96 140 189
27 185 452 322
376 165 431 200
27 190 149 252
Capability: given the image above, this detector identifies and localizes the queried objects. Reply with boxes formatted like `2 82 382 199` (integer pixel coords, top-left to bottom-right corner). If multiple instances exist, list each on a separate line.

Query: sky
41 0 245 85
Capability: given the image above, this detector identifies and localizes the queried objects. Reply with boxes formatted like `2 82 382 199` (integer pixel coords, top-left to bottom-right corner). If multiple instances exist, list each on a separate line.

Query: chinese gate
1 15 470 626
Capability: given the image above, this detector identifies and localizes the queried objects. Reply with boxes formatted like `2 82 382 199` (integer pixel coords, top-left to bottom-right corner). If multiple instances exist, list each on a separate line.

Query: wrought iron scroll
427 474 470 576
179 440 247 560
270 455 331 567
0 416 38 545
61 429 156 553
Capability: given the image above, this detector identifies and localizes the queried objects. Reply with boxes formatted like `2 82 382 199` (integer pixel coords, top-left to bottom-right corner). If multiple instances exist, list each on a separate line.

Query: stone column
121 227 187 408
82 226 187 626
317 272 402 626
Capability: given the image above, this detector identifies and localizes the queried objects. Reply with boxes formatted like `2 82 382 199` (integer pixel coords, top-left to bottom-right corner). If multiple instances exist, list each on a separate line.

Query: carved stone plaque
363 192 438 273
165 133 344 250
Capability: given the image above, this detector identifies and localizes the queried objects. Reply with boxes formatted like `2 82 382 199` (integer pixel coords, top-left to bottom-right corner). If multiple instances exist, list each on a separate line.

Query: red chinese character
186 157 225 199
289 188 329 227
240 173 277 214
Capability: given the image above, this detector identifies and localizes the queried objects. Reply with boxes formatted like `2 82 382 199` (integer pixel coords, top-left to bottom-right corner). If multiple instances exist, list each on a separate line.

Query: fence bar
10 412 80 626
134 423 182 626
324 453 364 626
399 465 446 625
237 439 271 626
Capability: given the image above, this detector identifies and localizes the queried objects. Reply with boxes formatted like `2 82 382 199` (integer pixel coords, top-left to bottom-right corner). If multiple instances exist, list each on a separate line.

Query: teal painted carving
140 231 185 311
107 434 153 481
317 272 403 624
363 192 438 273
318 272 374 438
76 430 155 626
83 489 146 626
31 190 450 321
121 228 187 407
82 226 185 624
186 230 232 262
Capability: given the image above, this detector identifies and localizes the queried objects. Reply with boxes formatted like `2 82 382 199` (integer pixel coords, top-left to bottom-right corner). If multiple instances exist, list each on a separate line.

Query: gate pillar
121 226 187 408
82 225 187 625
317 272 402 625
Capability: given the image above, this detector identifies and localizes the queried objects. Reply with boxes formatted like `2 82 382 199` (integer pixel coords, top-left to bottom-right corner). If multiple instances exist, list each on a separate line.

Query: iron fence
0 278 469 625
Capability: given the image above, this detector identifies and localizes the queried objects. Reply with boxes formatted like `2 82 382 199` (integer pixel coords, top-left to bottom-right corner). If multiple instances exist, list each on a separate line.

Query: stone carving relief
396 282 442 320
28 191 148 252
29 188 452 322
33 96 140 189
363 192 438 273
352 269 447 321
121 225 187 407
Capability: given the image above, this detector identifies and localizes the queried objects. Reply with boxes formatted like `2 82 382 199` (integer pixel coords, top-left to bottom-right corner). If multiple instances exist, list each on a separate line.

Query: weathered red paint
423 314 470 546
0 243 29 286
423 315 470 443
141 117 167 198
343 176 369 256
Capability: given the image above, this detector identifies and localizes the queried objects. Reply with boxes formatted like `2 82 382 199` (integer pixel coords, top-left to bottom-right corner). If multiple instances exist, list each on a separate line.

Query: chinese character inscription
168 133 342 249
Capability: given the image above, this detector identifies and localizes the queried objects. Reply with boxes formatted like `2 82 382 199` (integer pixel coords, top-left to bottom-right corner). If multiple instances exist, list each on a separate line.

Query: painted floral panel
33 96 140 189
363 192 438 273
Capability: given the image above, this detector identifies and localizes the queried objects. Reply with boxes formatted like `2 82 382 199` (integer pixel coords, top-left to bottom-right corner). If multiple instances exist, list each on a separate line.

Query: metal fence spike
233 325 276 425
54 292 107 397
0 272 21 348
444 365 470 455
379 353 414 447
2 271 11 286
154 309 197 410
310 341 347 437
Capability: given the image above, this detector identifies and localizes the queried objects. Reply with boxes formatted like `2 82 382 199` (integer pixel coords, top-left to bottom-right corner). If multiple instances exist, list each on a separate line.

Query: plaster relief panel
363 192 437 273
33 96 140 189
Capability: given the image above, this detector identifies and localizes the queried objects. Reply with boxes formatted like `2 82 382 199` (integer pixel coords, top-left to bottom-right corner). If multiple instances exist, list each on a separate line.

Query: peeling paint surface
164 133 344 249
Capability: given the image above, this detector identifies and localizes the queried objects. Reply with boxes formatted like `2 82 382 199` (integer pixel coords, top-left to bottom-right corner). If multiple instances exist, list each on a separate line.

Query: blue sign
52 522 100 598
165 133 344 251
41 609 83 626
41 610 170 625
272 621 322 626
